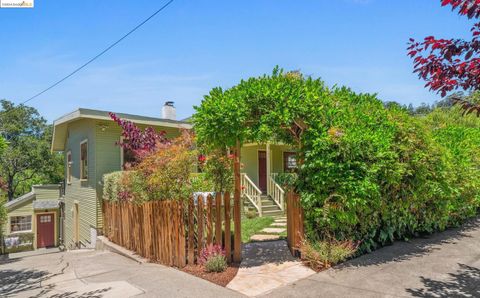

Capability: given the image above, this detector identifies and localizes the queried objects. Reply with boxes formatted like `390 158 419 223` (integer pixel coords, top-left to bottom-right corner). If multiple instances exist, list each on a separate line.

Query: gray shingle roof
5 192 35 210
33 200 60 210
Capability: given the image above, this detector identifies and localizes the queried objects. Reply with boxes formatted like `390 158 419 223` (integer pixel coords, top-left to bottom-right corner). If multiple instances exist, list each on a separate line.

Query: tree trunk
7 175 15 201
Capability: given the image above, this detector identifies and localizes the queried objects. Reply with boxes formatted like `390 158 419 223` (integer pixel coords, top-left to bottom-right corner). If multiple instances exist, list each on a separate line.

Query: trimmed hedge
300 90 480 252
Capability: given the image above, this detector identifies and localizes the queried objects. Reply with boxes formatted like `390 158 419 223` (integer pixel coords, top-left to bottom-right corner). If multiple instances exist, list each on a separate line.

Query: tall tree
0 136 6 192
408 0 480 115
0 100 63 201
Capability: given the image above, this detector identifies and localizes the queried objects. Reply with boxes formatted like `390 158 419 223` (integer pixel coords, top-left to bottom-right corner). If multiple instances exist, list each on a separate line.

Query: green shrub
201 148 234 193
103 171 148 203
245 210 257 219
103 171 123 202
300 90 480 252
299 239 358 271
204 254 228 273
274 173 298 191
190 173 214 192
192 68 480 254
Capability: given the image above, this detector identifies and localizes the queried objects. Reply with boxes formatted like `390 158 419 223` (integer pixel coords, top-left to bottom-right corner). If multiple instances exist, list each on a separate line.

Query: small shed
3 185 62 253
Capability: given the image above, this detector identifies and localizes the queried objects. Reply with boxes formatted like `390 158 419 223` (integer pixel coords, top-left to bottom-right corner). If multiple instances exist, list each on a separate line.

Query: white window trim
66 150 72 184
80 139 88 181
9 215 33 234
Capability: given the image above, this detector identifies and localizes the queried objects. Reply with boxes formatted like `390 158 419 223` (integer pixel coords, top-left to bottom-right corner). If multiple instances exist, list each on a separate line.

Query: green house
47 102 296 250
51 104 191 249
3 185 62 253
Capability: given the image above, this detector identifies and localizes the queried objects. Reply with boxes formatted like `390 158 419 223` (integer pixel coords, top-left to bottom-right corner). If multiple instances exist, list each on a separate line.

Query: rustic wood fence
103 192 239 268
286 191 304 256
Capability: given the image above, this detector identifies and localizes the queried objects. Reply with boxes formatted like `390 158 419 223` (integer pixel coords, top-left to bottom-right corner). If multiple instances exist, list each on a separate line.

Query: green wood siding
241 144 265 186
61 118 185 249
93 121 182 228
63 119 97 249
240 144 295 188
33 185 61 200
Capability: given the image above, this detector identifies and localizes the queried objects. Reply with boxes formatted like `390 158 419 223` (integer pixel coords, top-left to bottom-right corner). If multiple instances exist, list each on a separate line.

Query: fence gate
286 191 304 257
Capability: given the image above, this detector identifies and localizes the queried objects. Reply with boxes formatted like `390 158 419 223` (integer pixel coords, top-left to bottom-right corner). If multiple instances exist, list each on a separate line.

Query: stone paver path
250 216 287 242
250 234 281 241
261 227 286 234
227 240 315 297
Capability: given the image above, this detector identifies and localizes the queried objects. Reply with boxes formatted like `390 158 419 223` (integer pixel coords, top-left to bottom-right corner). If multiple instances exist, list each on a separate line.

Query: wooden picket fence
286 191 305 256
102 192 237 268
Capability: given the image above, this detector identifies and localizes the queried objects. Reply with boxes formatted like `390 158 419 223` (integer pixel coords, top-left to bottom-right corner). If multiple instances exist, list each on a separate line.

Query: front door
37 213 55 248
258 150 267 193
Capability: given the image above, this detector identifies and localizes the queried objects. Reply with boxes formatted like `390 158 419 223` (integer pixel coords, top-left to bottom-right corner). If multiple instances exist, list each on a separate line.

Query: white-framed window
80 140 88 180
120 136 136 169
10 215 32 232
66 151 72 184
283 152 297 172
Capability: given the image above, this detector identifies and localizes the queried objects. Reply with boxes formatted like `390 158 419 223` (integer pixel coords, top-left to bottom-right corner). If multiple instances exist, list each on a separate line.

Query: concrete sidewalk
0 248 244 297
261 217 480 297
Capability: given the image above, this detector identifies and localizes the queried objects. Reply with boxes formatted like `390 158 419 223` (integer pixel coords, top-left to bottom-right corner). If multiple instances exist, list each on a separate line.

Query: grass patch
232 216 274 243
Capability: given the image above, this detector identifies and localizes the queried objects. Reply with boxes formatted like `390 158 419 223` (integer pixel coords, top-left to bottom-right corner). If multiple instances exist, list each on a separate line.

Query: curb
96 236 148 264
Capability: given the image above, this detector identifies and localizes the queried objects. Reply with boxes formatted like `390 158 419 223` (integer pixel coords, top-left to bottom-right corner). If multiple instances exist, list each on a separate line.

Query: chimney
162 101 176 120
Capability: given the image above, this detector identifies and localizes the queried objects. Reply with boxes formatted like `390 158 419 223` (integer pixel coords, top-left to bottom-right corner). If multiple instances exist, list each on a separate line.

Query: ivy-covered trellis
193 68 313 259
193 67 480 255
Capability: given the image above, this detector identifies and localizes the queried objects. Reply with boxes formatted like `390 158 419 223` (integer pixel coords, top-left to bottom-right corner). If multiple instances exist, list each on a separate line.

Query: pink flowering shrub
200 244 227 272
199 244 225 264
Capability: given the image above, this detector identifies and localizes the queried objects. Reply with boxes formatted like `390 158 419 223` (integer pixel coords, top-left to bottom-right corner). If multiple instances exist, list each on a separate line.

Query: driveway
262 217 480 297
0 249 244 297
2 218 479 297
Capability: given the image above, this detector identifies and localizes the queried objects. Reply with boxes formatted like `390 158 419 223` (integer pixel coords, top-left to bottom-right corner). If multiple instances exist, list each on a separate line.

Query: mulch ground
181 264 239 287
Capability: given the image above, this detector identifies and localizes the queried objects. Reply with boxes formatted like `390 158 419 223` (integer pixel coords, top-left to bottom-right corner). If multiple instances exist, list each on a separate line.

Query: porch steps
244 195 284 217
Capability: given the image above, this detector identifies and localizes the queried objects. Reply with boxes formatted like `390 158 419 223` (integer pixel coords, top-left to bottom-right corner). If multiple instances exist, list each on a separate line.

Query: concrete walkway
227 240 315 296
0 248 244 297
261 217 480 297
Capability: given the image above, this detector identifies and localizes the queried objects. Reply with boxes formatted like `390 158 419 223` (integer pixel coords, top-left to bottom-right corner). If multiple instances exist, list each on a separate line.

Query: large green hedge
193 69 480 253
300 92 480 252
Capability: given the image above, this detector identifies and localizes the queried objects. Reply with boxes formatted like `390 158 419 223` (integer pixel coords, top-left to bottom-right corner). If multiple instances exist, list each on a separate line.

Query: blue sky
0 0 474 123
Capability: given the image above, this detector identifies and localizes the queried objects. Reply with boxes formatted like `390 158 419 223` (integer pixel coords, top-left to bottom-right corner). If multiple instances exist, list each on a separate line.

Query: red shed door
258 150 267 193
37 214 55 248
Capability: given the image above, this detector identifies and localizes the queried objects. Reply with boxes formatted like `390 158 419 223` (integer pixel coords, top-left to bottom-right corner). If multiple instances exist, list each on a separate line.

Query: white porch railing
241 173 263 216
268 173 285 211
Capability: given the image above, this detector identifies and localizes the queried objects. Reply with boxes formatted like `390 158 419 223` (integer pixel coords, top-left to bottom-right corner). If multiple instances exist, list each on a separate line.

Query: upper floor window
80 140 88 180
10 215 32 233
120 137 136 169
66 151 72 184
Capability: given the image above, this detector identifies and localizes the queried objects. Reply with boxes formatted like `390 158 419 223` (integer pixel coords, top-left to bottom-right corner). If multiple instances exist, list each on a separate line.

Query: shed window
10 216 32 232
